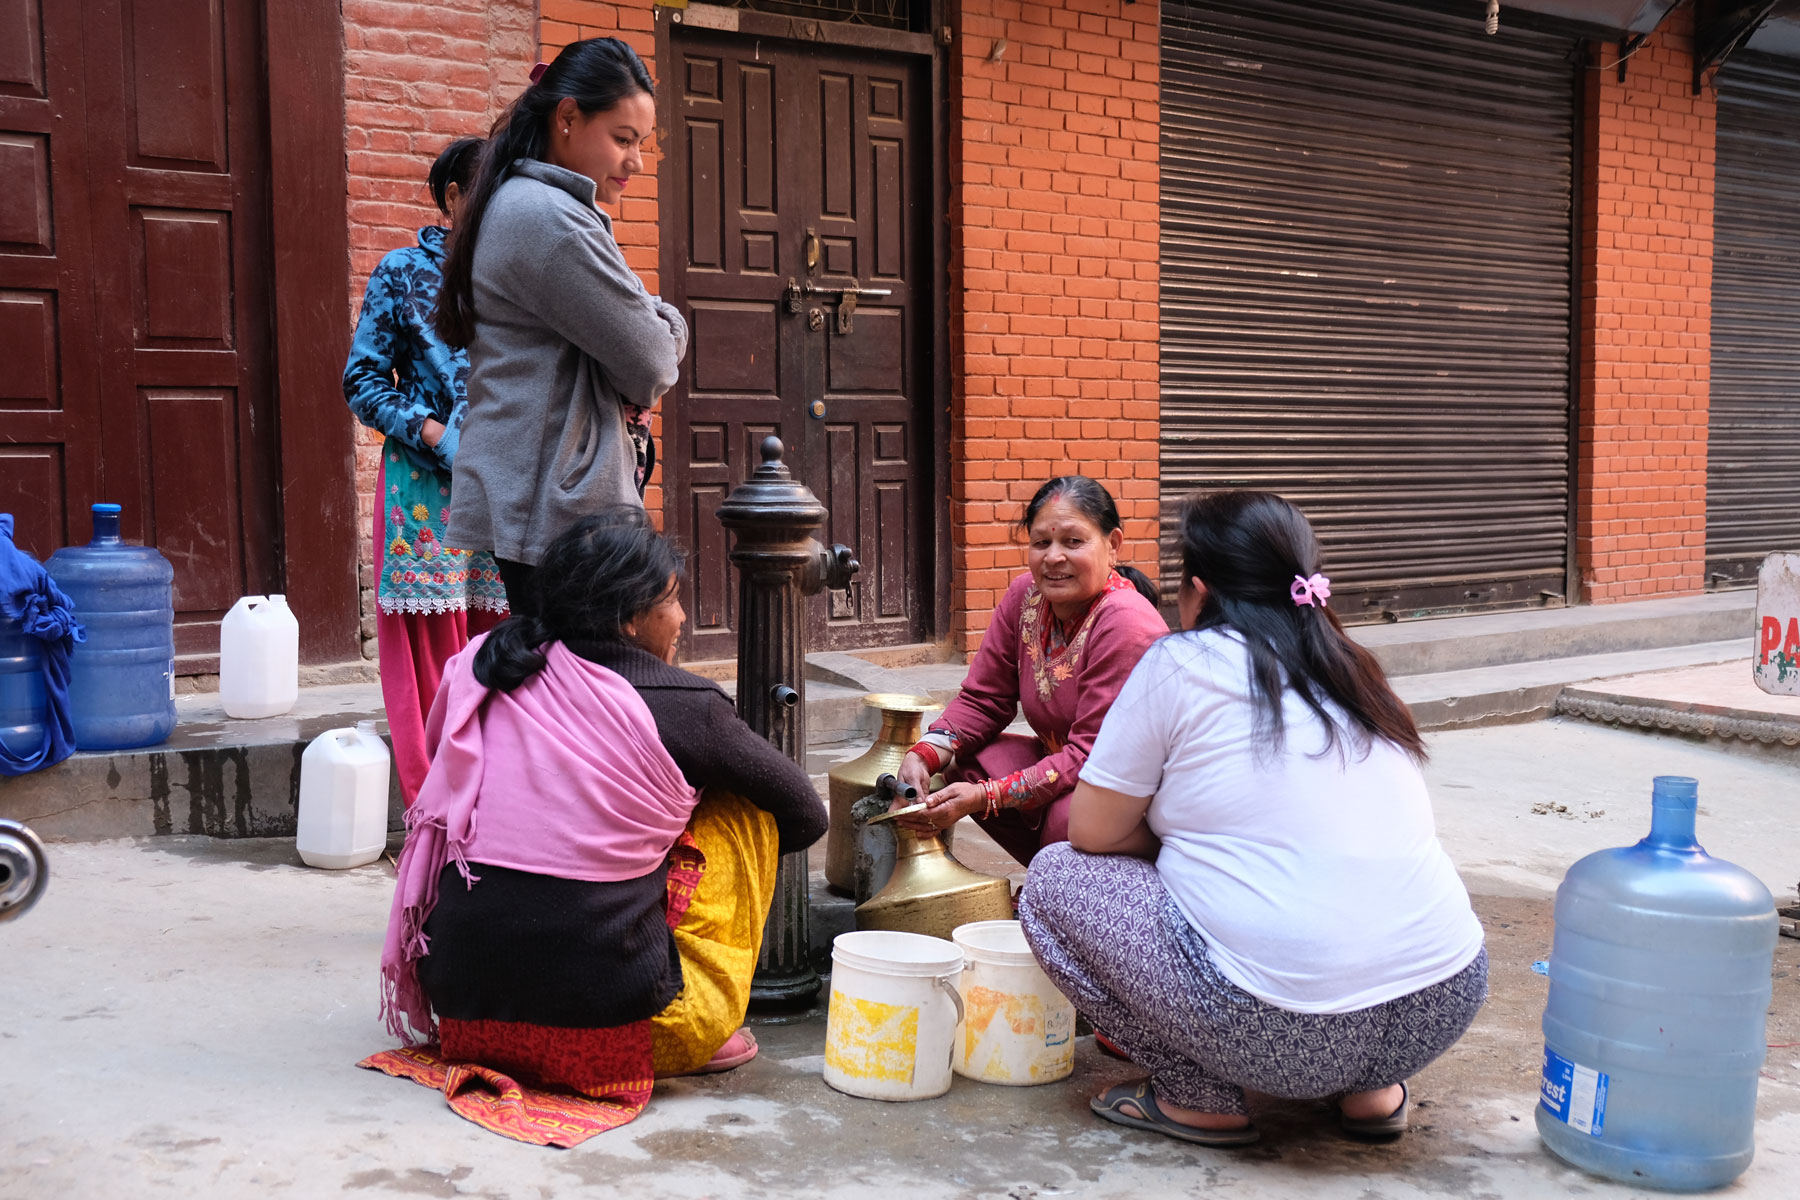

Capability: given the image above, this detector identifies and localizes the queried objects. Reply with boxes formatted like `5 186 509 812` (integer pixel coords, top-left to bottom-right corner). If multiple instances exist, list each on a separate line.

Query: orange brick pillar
1577 9 1716 602
949 0 1161 652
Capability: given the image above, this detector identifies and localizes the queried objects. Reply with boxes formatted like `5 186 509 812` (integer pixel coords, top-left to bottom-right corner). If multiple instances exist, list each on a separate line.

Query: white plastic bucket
823 930 965 1101
951 919 1075 1085
295 721 390 869
219 595 299 719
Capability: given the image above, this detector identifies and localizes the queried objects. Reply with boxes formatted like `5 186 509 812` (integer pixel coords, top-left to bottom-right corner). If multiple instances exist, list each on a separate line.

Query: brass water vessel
825 693 938 894
855 780 1014 940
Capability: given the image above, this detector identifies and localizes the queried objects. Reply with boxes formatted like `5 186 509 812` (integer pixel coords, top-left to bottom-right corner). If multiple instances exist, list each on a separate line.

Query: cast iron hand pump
716 435 858 1006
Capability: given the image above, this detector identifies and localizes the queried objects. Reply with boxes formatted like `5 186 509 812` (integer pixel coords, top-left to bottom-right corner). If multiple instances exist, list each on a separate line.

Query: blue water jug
0 619 46 759
45 504 176 750
1537 776 1778 1191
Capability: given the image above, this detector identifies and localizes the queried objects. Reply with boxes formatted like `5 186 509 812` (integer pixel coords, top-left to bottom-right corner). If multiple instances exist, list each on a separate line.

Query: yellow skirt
650 790 780 1075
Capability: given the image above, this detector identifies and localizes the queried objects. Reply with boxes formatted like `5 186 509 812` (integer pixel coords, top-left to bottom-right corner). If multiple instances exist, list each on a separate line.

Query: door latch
836 289 857 334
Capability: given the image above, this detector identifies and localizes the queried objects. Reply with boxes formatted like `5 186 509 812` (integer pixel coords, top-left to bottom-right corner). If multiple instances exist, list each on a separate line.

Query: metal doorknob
0 819 48 923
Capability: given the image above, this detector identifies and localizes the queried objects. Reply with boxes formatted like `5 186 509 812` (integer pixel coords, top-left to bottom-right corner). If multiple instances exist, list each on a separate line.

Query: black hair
427 137 484 216
473 507 686 691
1176 490 1425 762
434 38 655 347
1018 475 1159 606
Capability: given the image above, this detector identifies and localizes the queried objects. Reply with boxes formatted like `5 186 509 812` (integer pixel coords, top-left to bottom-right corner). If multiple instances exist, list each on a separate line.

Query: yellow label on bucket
825 994 919 1084
962 985 1047 1083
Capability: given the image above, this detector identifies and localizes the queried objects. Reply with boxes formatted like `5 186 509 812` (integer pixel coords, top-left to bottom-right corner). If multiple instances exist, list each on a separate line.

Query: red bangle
908 741 943 774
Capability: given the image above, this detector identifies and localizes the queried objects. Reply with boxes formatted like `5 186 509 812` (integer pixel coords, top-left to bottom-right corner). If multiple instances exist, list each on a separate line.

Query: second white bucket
951 919 1075 1085
823 930 964 1101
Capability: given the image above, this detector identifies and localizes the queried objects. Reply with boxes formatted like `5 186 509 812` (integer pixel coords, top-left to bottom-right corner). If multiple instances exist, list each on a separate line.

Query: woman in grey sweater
435 39 687 615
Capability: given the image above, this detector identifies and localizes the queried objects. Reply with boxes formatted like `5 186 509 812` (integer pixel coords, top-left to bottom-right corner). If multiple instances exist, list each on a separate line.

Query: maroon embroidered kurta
932 571 1168 817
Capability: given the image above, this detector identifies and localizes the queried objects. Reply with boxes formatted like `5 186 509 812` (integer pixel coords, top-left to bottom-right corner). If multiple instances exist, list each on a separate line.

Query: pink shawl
379 636 698 1044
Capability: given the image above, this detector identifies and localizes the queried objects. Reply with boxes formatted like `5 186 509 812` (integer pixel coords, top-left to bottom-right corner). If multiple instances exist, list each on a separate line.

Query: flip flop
1090 1080 1260 1147
1339 1081 1408 1141
666 1028 759 1077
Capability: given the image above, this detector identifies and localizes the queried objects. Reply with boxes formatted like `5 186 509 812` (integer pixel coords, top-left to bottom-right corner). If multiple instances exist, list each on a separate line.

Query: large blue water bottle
0 620 46 759
1537 776 1778 1191
45 504 176 750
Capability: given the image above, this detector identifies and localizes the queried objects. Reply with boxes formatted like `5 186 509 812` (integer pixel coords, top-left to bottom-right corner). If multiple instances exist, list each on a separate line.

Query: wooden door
665 28 933 659
0 0 101 562
0 0 280 669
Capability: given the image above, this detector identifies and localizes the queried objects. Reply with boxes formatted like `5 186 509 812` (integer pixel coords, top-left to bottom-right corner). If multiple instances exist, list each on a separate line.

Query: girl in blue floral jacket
344 138 508 805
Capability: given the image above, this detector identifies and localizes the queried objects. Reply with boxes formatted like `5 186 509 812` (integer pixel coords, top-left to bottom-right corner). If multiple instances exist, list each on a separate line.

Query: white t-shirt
1081 630 1484 1014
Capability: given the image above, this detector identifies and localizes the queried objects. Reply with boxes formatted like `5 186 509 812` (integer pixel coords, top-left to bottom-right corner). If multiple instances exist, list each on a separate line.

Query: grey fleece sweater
448 160 688 564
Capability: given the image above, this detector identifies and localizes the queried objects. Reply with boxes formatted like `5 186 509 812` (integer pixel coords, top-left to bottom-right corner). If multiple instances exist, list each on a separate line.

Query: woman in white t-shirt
1018 490 1487 1148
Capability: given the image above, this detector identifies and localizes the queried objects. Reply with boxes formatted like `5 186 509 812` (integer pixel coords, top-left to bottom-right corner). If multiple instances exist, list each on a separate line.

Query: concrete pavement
3 719 1798 1200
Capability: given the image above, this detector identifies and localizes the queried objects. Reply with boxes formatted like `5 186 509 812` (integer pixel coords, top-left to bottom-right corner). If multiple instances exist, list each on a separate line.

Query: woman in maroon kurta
896 477 1169 865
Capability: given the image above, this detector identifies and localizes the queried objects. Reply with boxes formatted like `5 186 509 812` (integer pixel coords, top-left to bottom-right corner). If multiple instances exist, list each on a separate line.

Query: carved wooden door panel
666 27 931 659
0 0 280 670
0 0 101 561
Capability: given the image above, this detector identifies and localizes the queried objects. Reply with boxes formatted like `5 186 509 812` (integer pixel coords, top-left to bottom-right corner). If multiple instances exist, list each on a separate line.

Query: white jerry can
1754 552 1800 697
219 595 300 718
296 721 391 869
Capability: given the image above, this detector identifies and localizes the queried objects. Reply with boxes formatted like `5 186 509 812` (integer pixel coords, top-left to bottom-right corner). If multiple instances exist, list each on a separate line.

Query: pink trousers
373 461 501 806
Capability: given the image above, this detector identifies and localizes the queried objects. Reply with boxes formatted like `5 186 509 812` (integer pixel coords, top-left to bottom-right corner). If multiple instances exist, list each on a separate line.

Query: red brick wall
949 0 1162 652
343 0 536 655
1576 9 1715 602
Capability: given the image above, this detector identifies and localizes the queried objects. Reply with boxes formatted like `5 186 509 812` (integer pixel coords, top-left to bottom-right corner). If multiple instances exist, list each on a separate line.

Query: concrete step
1351 590 1755 677
0 684 403 842
4 593 1764 842
0 655 950 843
1397 639 1748 732
1553 658 1800 763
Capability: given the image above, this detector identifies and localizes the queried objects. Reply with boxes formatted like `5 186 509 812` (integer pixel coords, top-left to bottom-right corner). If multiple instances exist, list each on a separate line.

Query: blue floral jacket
344 226 506 615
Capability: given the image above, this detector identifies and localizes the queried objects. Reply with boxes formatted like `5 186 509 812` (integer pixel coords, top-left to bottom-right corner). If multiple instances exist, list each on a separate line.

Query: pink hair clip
1290 573 1331 608
528 61 549 84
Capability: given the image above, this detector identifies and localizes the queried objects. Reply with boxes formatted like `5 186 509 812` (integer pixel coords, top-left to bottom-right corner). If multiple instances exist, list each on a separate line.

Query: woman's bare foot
1339 1083 1404 1121
1119 1093 1252 1131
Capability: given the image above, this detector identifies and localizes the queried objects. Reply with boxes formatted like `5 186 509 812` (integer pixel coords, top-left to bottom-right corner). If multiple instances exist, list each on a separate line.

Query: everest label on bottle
1540 1047 1608 1136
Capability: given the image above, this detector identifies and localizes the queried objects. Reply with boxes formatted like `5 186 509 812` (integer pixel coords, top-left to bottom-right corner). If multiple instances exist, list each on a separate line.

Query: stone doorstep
1 596 1773 842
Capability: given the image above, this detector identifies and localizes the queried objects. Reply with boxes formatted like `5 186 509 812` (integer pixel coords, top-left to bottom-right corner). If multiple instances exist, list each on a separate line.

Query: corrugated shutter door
1708 53 1800 587
1159 0 1577 620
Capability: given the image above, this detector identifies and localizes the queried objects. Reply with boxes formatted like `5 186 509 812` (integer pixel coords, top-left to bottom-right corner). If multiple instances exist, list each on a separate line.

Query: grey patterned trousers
1018 843 1489 1115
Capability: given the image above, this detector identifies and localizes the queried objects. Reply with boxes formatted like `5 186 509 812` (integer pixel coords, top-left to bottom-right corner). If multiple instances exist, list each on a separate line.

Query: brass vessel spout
855 776 1013 940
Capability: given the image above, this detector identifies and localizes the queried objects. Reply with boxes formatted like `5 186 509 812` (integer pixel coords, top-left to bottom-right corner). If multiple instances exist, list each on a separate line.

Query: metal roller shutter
1707 53 1800 588
1159 0 1578 621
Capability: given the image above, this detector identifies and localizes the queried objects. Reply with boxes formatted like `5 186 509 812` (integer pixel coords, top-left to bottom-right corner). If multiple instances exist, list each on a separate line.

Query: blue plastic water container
1536 776 1778 1191
0 618 47 759
45 504 176 750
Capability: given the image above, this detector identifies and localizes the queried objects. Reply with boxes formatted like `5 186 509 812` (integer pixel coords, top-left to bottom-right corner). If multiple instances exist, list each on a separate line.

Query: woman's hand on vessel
896 752 933 798
894 782 983 835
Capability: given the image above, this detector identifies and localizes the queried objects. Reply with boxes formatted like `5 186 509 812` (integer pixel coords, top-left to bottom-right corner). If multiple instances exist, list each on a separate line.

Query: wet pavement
3 719 1798 1199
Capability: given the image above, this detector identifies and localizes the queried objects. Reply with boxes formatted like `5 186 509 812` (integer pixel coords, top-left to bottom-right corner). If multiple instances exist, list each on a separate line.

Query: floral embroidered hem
381 443 509 616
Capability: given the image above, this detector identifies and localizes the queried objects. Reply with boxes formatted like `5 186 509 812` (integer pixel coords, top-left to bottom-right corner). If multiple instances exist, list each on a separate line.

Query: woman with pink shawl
364 511 826 1145
894 477 1168 866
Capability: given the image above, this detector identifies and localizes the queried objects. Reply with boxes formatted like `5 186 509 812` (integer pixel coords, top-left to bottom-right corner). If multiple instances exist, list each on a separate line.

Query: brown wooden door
665 27 933 659
0 0 102 562
0 0 280 669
